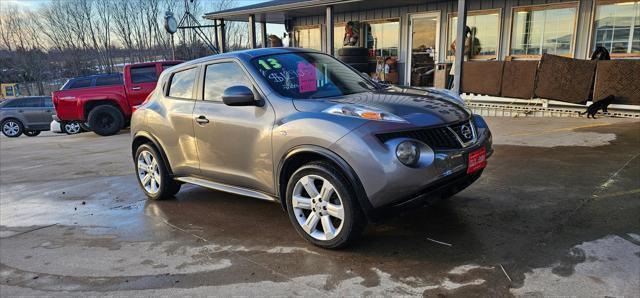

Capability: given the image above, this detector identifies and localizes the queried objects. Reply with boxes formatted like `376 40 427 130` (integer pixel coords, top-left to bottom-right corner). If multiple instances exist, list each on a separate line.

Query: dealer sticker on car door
467 147 487 174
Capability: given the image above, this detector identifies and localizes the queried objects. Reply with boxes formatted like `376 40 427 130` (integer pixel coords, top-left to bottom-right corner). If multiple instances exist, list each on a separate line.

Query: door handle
18 110 24 113
132 86 142 91
195 115 209 124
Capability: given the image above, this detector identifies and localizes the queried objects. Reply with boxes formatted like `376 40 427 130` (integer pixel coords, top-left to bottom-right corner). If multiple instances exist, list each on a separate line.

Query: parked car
1 96 55 137
131 48 492 248
52 61 182 136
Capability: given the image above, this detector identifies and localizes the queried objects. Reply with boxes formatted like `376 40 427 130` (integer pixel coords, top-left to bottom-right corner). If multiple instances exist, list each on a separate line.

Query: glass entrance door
408 13 440 87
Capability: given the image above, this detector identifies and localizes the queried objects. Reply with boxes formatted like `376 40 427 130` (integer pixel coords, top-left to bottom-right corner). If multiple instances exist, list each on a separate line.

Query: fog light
396 141 420 166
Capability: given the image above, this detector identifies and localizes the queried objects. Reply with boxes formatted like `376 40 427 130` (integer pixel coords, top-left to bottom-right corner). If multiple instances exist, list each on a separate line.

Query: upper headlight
323 104 407 123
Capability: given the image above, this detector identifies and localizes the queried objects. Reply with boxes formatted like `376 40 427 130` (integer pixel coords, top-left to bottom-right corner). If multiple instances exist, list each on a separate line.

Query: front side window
43 97 53 107
130 66 158 84
167 68 197 99
251 53 375 99
203 62 252 102
511 4 578 57
593 1 640 56
294 26 322 51
448 10 501 60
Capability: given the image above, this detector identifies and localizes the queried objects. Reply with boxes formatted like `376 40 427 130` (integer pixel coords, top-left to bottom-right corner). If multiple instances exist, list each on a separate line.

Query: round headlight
396 141 420 166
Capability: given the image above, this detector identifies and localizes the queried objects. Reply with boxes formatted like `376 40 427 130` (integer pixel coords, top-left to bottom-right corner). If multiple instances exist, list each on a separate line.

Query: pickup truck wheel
286 161 366 249
2 119 23 137
24 130 41 137
135 143 181 200
88 105 124 136
79 122 91 132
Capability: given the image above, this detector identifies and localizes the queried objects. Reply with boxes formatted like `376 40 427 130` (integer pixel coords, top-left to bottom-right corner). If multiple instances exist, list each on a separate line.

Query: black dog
579 95 615 119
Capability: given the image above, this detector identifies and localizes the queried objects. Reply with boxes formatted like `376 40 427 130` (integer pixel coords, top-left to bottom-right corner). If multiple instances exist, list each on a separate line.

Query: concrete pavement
1 117 639 297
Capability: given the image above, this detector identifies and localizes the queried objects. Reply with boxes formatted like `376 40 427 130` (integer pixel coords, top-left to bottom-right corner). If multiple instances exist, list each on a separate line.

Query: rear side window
130 66 158 83
204 62 252 102
21 98 44 107
43 97 53 107
3 100 21 108
167 68 197 99
69 78 92 89
95 75 123 87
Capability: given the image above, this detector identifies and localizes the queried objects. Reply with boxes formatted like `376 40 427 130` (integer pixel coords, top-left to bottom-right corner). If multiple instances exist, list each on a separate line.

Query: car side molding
175 177 279 203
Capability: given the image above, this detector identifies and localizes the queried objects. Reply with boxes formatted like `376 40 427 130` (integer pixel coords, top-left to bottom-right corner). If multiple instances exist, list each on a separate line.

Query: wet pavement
1 117 639 297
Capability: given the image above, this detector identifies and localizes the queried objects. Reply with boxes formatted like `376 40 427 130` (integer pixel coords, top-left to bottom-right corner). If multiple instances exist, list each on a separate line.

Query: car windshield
250 52 376 99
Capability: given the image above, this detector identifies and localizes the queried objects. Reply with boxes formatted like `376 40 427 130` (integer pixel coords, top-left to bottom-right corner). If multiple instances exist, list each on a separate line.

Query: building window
294 26 322 51
447 10 501 60
592 1 640 57
510 3 578 57
334 22 347 55
363 19 400 58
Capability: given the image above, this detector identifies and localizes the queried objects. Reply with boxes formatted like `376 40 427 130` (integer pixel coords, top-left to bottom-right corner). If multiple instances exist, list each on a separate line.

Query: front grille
376 120 475 150
377 126 462 150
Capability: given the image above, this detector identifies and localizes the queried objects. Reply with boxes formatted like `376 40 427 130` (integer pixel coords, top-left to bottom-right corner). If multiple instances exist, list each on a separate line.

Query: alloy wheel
292 175 345 241
65 122 81 134
137 150 161 195
3 121 20 137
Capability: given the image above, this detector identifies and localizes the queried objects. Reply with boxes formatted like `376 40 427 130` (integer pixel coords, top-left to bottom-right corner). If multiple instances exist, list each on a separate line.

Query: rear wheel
63 121 82 135
88 105 124 136
135 143 181 200
286 161 366 249
2 119 23 137
24 130 41 137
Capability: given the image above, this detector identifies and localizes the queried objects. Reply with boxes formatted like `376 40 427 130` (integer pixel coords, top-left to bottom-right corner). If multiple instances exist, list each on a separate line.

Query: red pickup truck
53 61 182 136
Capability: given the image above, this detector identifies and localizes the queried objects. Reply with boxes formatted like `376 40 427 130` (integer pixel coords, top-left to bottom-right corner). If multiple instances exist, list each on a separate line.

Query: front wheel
286 161 366 249
135 144 181 200
24 130 41 137
2 119 23 137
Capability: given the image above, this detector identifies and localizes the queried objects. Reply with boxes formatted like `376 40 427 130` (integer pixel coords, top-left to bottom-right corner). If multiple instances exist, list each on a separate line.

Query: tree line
0 0 251 95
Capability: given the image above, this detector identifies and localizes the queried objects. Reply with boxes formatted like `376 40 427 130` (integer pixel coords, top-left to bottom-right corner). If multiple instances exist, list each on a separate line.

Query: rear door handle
18 110 24 113
132 86 142 91
195 115 209 124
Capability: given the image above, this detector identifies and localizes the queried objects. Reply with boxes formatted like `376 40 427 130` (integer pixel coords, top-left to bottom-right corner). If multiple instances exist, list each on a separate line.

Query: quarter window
511 4 578 57
168 68 197 99
130 66 158 83
203 62 252 102
593 1 640 57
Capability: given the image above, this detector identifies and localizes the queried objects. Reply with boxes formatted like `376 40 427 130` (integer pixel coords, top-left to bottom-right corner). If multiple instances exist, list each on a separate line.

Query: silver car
1 96 55 137
131 48 492 248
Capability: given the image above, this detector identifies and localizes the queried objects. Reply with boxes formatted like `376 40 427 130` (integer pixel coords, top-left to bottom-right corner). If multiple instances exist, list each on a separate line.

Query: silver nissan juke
131 48 492 248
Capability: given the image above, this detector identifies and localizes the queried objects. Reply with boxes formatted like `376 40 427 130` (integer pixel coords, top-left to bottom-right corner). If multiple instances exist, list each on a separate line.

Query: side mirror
222 86 256 106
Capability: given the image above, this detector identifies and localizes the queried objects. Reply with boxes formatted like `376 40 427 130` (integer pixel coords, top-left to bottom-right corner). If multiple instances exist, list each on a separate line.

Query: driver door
193 61 276 194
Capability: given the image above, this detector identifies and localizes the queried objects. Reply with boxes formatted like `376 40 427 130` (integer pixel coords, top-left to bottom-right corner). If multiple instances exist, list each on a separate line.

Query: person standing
449 26 472 90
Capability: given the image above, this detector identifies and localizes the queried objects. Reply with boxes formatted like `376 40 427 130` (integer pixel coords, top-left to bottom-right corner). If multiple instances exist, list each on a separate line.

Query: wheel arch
276 145 373 219
132 131 174 176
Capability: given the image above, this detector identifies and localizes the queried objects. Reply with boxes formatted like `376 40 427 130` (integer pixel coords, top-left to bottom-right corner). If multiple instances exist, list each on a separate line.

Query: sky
2 0 271 11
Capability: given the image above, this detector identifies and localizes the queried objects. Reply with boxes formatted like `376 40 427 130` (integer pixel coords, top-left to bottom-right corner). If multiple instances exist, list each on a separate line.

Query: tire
2 119 23 137
79 122 91 132
63 121 82 135
338 47 368 57
338 55 369 64
134 143 181 200
24 130 41 137
87 105 124 136
285 161 366 249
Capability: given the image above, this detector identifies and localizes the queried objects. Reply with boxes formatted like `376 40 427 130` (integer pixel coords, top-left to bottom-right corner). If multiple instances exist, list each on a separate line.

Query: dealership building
205 0 640 114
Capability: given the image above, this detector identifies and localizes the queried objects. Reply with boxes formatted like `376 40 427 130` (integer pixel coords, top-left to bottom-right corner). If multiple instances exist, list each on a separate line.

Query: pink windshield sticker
297 62 317 93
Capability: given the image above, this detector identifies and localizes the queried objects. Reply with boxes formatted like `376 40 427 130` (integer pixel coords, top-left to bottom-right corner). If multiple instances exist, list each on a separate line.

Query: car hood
293 88 470 127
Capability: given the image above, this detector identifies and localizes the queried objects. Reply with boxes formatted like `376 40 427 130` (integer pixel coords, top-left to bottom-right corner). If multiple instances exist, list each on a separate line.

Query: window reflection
593 1 640 56
294 27 322 51
511 5 577 57
448 11 500 60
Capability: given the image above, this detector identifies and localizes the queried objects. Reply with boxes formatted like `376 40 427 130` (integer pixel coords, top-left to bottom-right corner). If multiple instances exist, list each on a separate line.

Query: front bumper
330 117 493 210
